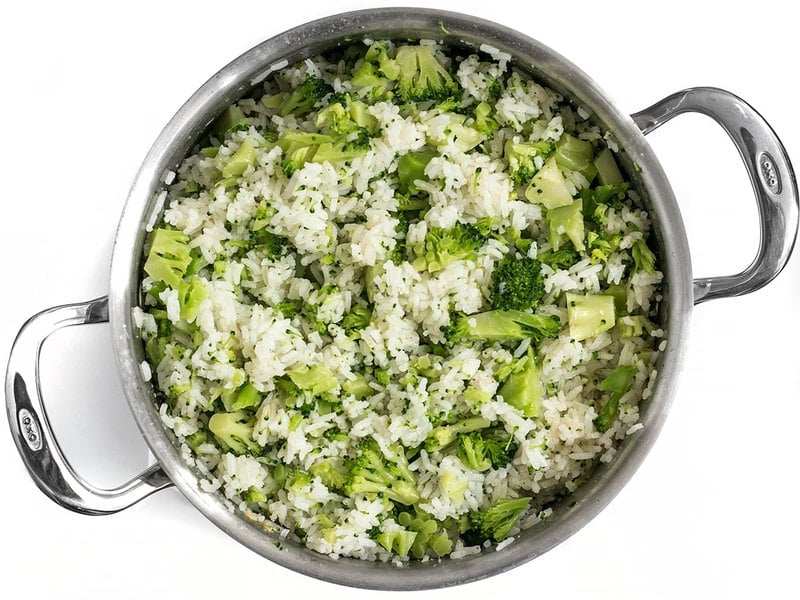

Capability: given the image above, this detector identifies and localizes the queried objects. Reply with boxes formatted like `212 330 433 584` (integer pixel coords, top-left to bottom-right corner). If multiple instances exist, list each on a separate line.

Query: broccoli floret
286 363 339 396
443 309 561 346
425 416 491 452
243 486 267 504
376 525 418 558
208 410 262 456
144 228 192 290
396 509 453 559
397 150 437 195
586 230 622 264
310 458 347 491
344 439 420 506
497 348 543 418
279 74 332 118
276 130 336 177
631 238 656 274
487 79 503 101
594 364 638 433
185 429 207 452
351 41 400 98
341 305 372 335
504 140 554 185
251 229 288 259
465 497 531 544
229 382 263 411
394 44 460 104
412 222 486 273
537 242 581 270
491 255 545 311
458 430 519 471
472 101 499 139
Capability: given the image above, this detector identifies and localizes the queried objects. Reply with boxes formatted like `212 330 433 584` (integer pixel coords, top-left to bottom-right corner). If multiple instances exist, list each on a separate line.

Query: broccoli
211 105 248 137
497 348 543 418
412 222 486 273
276 130 336 177
586 230 622 264
341 305 372 335
464 497 531 544
144 228 192 290
554 133 597 180
376 526 418 558
342 374 372 400
458 430 519 471
537 242 581 271
566 292 616 342
397 509 453 559
310 458 347 491
208 410 262 456
524 156 574 210
504 139 554 185
443 309 561 346
351 41 400 98
394 44 460 104
472 101 499 139
286 363 339 396
425 416 492 452
548 198 586 252
617 315 654 338
593 364 638 433
487 78 503 101
251 229 288 259
243 486 267 504
344 439 420 505
490 254 545 311
229 382 263 411
221 139 256 179
279 74 332 118
185 429 207 452
631 238 656 274
397 150 437 195
594 147 624 186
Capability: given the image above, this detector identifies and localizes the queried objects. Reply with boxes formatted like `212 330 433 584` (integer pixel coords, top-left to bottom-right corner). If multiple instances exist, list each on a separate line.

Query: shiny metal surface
5 7 797 590
632 87 798 304
4 297 172 515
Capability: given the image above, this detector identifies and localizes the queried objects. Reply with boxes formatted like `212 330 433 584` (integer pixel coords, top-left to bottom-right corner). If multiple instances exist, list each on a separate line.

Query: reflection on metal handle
4 296 172 515
632 87 799 304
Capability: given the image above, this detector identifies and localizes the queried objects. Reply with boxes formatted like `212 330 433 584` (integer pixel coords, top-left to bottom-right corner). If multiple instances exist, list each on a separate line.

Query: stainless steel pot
6 8 798 590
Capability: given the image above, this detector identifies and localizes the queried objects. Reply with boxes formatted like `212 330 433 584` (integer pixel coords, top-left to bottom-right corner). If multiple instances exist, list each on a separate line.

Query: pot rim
108 7 692 590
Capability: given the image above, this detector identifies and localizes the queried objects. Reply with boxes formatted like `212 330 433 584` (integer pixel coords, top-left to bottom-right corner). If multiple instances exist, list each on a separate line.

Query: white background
1 1 798 598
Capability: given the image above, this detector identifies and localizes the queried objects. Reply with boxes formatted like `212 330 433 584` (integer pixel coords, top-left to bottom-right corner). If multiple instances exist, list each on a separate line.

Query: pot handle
5 296 172 515
631 87 798 304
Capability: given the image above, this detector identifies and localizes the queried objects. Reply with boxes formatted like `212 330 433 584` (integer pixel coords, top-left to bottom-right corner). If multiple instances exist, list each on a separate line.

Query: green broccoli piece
376 527 418 558
397 150 437 195
425 416 492 453
229 382 263 411
586 230 622 264
310 458 347 491
631 238 657 274
504 139 554 185
458 430 519 471
144 228 192 290
594 147 624 186
276 130 336 177
472 101 499 139
286 363 339 396
342 374 372 400
243 486 267 504
566 292 616 342
211 105 248 137
252 229 288 259
394 44 459 104
279 74 332 118
497 348 542 418
465 497 531 544
487 78 503 101
554 133 597 180
443 310 561 346
221 139 256 179
412 222 486 273
537 242 581 271
185 429 207 452
548 199 586 252
593 364 638 433
490 255 545 311
397 509 452 559
344 439 420 506
341 305 372 335
208 410 262 456
351 41 400 98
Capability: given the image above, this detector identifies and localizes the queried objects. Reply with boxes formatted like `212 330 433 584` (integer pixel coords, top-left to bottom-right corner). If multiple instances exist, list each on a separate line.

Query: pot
5 7 798 590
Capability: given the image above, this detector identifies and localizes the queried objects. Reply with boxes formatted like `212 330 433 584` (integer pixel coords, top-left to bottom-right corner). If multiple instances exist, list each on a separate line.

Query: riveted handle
632 87 798 304
5 296 172 515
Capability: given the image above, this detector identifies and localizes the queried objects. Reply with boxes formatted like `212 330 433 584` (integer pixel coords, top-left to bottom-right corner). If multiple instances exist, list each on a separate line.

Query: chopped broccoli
443 309 561 346
212 105 248 137
229 382 263 411
144 228 192 290
525 156 574 209
185 429 207 452
310 458 347 491
286 363 339 396
276 130 335 177
344 439 420 505
566 292 616 342
342 374 372 400
315 98 374 138
617 315 654 338
243 486 267 504
341 305 372 335
208 410 262 456
631 238 657 274
487 78 503 100
377 527 418 558
397 150 437 195
537 242 581 271
490 254 545 311
412 222 486 272
458 430 519 471
465 497 531 544
472 101 499 138
351 41 400 98
548 198 586 252
425 416 492 452
586 230 622 264
397 509 452 559
504 139 554 185
497 348 543 418
394 44 459 104
221 139 256 178
279 74 332 118
594 147 624 186
554 134 597 180
593 364 637 433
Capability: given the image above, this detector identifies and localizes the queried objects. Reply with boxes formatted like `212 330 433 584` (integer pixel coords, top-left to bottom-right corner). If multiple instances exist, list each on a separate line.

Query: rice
136 40 663 563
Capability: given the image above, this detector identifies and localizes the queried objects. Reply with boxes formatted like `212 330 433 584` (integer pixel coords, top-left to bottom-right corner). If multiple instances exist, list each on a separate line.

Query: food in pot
134 40 664 561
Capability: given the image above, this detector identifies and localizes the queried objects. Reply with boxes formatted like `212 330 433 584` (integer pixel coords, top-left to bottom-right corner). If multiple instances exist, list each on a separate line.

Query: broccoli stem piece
208 411 262 456
444 310 561 345
498 348 543 418
548 198 586 252
286 364 339 396
631 238 657 274
211 105 247 137
425 416 492 452
397 150 437 195
525 156 574 209
504 139 554 185
566 293 616 342
554 134 597 180
221 139 256 178
594 364 637 432
594 147 624 186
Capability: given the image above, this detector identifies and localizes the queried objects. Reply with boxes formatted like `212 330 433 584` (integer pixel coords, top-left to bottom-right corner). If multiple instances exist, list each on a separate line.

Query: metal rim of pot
6 7 798 591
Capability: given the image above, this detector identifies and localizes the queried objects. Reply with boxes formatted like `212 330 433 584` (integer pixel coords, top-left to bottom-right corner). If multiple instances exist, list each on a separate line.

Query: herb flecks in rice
137 40 663 562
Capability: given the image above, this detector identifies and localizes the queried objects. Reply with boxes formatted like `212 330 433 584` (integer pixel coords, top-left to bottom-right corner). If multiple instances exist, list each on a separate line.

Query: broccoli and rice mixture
135 40 664 561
